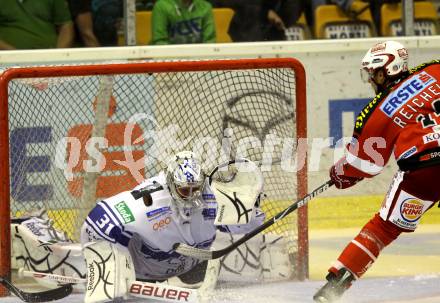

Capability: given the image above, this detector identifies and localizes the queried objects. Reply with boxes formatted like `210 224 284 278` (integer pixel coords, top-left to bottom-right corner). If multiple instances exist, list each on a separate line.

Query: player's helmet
360 41 408 84
166 151 206 209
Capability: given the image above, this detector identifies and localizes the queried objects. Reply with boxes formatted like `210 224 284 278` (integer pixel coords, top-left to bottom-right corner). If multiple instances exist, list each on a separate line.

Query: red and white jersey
344 60 440 178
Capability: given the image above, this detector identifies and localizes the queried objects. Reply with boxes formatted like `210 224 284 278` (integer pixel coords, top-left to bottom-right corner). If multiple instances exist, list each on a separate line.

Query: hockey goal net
0 58 307 291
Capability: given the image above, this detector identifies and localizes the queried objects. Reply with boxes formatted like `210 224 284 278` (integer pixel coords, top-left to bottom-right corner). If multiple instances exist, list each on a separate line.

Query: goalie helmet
360 41 408 83
166 151 206 210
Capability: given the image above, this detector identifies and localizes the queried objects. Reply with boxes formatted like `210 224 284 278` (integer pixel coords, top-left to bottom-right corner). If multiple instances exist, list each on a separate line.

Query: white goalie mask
166 151 206 210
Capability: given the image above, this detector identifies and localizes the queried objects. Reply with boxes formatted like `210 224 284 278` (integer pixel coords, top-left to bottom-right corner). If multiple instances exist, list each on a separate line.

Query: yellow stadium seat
213 8 234 43
314 3 376 39
135 11 153 45
285 13 311 40
381 1 439 36
118 8 234 45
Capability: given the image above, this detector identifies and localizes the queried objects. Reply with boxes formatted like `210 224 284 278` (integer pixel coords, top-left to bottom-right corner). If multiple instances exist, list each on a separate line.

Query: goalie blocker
11 212 86 290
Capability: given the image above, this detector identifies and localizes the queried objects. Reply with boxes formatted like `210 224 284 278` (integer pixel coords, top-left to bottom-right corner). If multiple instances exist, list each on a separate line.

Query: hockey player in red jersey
314 41 440 303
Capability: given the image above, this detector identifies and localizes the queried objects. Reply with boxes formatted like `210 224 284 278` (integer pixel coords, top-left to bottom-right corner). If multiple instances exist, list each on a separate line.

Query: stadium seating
213 8 234 43
380 1 439 36
118 8 234 46
314 2 376 39
285 13 311 40
135 11 152 45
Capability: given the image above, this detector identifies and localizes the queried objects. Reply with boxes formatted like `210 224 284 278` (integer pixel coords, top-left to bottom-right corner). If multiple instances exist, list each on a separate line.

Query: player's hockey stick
0 276 73 303
174 180 334 260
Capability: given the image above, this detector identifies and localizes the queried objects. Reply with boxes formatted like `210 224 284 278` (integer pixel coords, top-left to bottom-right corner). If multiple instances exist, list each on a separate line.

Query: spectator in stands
210 0 261 41
151 0 216 45
68 0 100 47
137 0 155 10
211 0 304 42
363 0 421 35
0 0 74 50
263 0 305 41
305 0 349 29
309 0 418 36
91 0 123 46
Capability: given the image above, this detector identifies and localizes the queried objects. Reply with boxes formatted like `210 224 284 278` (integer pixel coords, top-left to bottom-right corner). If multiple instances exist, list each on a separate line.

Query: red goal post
0 58 307 294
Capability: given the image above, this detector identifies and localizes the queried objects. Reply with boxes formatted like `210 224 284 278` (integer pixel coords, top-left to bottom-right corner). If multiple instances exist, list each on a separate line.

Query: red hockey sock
334 214 403 278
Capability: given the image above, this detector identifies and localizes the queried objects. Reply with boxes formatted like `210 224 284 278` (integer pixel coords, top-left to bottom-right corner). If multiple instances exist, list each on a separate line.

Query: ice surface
2 275 440 303
4 224 439 303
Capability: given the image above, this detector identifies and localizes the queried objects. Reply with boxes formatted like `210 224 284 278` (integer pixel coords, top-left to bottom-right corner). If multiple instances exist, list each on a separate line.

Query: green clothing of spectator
0 0 73 50
152 0 216 45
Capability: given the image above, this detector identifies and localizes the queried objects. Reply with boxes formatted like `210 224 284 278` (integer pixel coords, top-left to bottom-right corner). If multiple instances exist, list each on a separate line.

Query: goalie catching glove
210 158 264 225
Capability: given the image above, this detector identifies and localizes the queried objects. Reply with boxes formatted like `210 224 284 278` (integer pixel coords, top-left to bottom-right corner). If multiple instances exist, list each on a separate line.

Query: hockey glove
330 158 363 189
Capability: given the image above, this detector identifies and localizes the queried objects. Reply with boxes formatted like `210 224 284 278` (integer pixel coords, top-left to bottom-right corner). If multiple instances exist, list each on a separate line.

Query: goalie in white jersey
80 151 266 284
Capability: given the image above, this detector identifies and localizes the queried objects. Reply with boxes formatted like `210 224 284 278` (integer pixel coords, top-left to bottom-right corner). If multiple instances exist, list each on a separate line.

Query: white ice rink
2 275 440 303
3 225 440 303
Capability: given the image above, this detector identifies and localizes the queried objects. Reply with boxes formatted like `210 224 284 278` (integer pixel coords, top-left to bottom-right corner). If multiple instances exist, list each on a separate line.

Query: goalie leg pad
168 259 219 292
83 241 135 303
198 259 220 294
176 261 208 285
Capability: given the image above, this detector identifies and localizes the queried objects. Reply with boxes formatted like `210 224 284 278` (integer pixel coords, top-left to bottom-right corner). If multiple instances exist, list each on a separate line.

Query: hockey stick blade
0 277 73 302
174 180 333 260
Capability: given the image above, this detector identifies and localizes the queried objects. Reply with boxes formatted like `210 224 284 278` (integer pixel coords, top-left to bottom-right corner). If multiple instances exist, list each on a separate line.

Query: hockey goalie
11 151 265 302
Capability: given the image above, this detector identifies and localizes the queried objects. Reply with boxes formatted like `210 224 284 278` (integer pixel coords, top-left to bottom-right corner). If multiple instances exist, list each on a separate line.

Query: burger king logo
400 199 424 222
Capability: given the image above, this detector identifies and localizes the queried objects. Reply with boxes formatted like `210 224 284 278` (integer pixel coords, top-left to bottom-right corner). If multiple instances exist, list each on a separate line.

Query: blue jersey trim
86 203 133 247
85 217 115 243
100 200 124 226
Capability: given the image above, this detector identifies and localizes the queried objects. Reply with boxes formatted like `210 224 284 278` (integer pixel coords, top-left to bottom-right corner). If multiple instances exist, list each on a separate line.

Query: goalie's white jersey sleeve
80 171 264 281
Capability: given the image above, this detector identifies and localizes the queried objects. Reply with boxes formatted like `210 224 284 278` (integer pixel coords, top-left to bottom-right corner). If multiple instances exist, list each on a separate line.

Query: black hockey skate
313 268 355 303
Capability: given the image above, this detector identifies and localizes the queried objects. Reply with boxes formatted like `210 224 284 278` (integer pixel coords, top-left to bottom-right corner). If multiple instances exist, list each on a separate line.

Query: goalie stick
174 180 334 260
0 276 73 303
